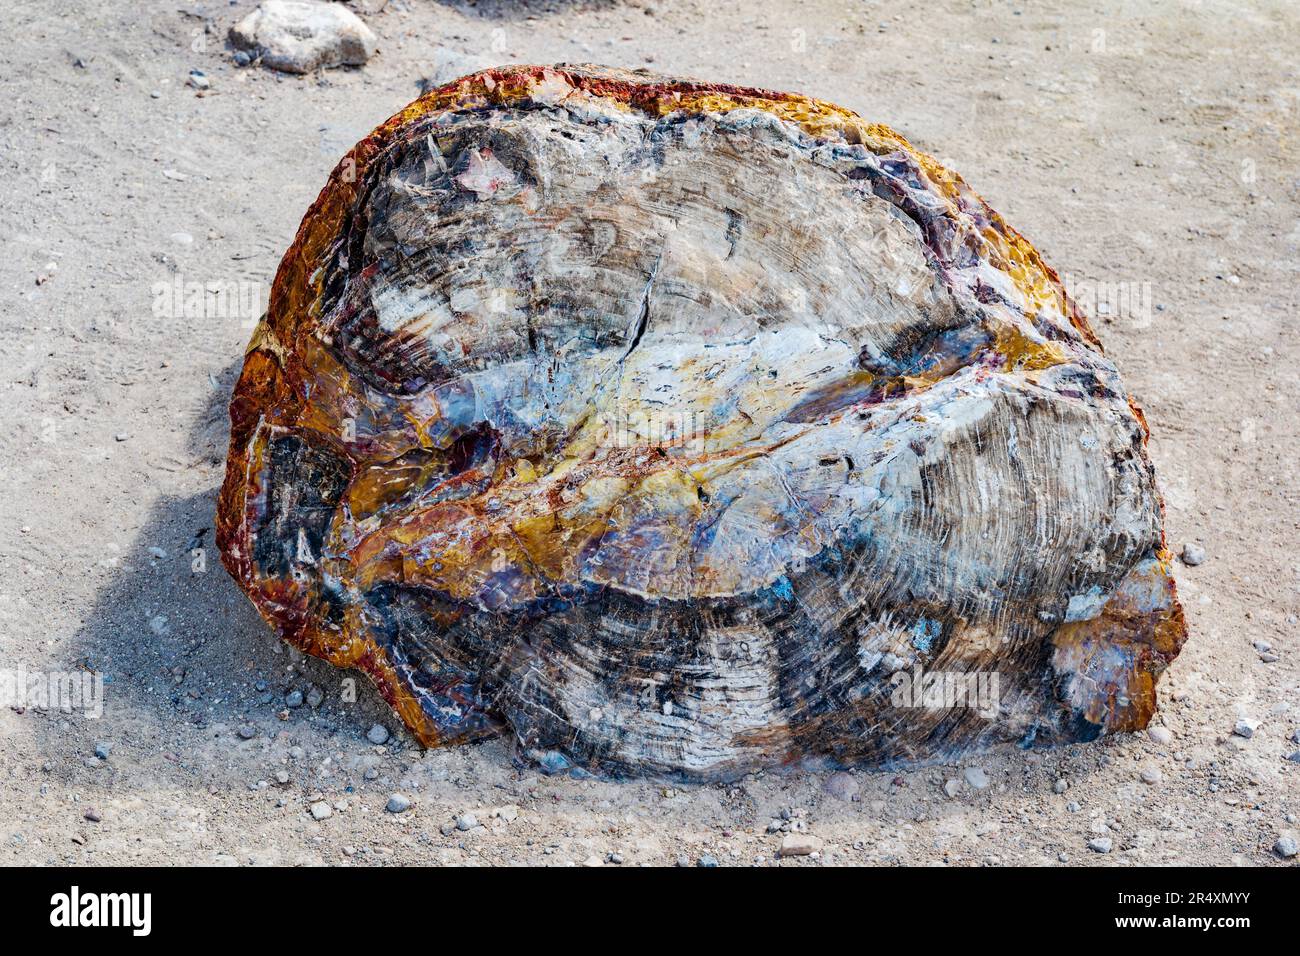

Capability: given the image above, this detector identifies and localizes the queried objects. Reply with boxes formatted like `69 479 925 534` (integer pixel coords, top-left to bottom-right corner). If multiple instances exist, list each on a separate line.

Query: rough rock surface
229 0 377 75
217 65 1187 782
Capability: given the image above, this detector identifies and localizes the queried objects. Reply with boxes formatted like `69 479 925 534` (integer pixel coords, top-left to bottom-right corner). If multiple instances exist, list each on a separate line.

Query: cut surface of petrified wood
217 65 1186 781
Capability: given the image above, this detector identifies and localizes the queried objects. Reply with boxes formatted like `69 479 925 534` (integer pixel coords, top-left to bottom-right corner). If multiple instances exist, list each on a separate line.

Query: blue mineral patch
911 617 942 652
527 749 572 775
770 576 794 602
1065 585 1109 622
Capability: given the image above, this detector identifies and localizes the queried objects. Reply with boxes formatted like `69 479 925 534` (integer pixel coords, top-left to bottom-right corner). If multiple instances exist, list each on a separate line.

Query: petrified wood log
217 65 1186 781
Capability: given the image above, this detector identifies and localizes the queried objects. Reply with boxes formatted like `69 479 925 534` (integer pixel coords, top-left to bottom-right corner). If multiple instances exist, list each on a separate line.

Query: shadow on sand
48 359 411 789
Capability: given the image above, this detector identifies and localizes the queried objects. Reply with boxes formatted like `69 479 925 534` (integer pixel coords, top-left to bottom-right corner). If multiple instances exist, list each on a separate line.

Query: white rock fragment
420 47 496 90
963 766 990 789
229 1 378 75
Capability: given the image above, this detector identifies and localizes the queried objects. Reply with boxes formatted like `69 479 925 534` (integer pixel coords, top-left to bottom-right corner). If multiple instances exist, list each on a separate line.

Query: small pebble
1233 717 1260 739
83 808 101 823
1147 725 1173 745
778 833 824 857
238 725 257 740
366 724 390 745
697 854 720 867
285 690 304 708
309 801 332 821
93 741 112 760
1273 836 1298 859
455 813 479 831
306 686 324 708
1140 766 1162 785
386 793 411 814
1053 778 1069 794
943 779 962 798
1180 543 1206 566
187 69 209 90
963 766 990 789
1087 837 1113 854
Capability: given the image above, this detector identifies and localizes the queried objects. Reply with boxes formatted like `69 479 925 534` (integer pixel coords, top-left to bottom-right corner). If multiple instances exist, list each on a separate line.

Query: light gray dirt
1 0 1297 866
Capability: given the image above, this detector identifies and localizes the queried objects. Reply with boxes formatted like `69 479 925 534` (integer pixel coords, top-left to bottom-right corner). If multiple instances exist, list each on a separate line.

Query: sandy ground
2 0 1298 867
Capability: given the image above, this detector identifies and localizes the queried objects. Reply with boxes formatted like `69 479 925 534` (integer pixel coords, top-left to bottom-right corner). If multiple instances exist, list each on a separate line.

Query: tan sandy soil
1 0 1297 865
